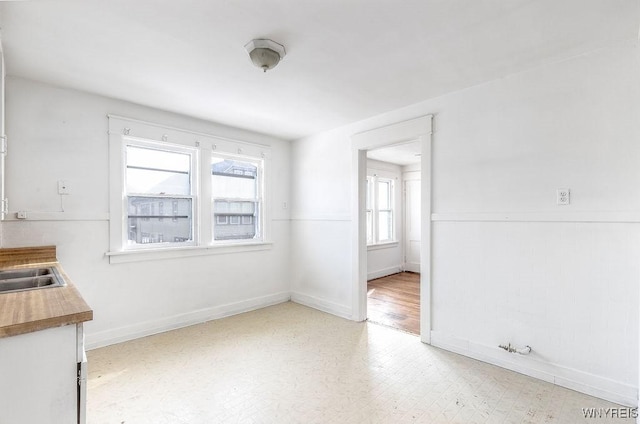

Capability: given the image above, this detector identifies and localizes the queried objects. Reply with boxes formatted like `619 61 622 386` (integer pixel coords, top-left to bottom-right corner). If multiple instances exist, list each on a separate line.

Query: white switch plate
58 180 70 195
557 188 570 205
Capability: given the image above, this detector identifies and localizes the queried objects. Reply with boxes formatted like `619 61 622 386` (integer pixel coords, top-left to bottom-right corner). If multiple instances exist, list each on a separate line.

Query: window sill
106 242 274 264
367 241 399 251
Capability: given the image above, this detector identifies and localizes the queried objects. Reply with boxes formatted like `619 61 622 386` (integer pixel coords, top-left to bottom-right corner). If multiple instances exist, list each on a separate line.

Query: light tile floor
87 302 634 424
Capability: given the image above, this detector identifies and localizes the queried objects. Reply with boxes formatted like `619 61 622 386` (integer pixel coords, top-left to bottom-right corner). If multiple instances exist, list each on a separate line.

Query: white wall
1 77 291 349
366 159 403 280
290 39 640 405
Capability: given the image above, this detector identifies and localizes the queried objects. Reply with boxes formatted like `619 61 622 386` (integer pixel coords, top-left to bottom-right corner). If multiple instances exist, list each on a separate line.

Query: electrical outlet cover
556 188 570 205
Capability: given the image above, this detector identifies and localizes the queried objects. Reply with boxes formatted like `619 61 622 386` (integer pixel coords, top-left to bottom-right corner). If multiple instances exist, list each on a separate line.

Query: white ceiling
0 1 637 141
368 141 421 166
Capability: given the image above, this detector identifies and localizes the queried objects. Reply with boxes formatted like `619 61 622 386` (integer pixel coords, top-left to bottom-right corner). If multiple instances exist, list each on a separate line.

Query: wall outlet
16 211 27 219
557 188 570 205
58 180 70 195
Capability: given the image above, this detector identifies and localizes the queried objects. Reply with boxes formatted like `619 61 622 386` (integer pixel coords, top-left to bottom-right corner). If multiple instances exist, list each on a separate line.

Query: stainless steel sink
0 267 66 293
0 268 53 280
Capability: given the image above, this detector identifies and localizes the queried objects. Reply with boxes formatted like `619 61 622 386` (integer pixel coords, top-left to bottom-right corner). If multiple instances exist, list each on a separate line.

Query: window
125 142 196 248
108 116 272 262
367 175 395 245
211 154 263 242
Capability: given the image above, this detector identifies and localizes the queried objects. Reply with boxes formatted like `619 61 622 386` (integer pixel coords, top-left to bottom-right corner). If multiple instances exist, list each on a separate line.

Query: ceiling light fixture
244 39 286 72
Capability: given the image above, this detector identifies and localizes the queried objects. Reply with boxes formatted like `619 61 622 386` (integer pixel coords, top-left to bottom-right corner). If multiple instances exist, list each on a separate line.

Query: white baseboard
403 263 420 273
290 292 352 320
430 330 637 407
367 266 403 281
85 292 291 350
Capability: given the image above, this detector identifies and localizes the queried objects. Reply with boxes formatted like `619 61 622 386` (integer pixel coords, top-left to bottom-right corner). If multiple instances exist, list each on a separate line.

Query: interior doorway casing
351 115 433 343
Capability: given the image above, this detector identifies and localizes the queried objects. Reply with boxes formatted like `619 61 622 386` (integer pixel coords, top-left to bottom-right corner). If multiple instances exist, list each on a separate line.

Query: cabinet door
0 325 78 424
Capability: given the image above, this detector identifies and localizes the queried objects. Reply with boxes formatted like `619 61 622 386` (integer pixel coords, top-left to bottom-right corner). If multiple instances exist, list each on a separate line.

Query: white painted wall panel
431 41 640 215
432 221 639 386
2 77 291 349
290 219 351 312
290 133 351 220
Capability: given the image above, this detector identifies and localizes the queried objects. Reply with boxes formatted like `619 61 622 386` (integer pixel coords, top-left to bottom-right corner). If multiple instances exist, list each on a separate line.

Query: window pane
213 200 257 241
126 146 191 195
378 211 392 241
211 155 262 243
366 178 371 209
212 158 257 199
212 174 256 199
127 197 192 245
213 200 256 214
127 168 190 195
378 180 390 210
127 146 190 173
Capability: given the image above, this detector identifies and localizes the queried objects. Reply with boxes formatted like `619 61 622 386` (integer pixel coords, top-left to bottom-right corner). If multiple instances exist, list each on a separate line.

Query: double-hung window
124 141 197 248
366 175 395 245
211 154 263 242
108 115 271 261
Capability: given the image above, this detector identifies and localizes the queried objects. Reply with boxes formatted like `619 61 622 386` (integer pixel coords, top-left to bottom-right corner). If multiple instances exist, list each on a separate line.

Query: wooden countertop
0 246 93 338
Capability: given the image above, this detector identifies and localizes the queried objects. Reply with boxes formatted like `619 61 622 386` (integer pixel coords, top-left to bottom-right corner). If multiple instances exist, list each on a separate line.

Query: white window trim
367 241 400 251
366 174 396 246
105 242 274 264
107 115 272 263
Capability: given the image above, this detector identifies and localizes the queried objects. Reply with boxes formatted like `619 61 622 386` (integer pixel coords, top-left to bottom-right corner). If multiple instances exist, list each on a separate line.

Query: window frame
211 151 265 244
376 178 394 243
107 115 273 263
366 174 396 246
122 138 199 250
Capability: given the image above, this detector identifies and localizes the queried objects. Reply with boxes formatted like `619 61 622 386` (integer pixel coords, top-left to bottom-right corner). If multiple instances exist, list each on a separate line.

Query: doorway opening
365 142 421 335
350 115 432 344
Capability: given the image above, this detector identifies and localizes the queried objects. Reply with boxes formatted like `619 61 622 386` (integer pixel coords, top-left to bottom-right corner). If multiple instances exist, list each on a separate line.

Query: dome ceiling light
244 39 286 73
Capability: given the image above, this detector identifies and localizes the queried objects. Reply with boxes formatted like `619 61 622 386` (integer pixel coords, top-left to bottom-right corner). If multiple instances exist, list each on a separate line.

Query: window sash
211 153 264 243
377 209 393 242
123 140 197 249
367 176 395 245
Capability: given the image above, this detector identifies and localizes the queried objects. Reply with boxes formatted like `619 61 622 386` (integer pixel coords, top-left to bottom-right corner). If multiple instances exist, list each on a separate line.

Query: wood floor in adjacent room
367 271 420 335
87 302 631 424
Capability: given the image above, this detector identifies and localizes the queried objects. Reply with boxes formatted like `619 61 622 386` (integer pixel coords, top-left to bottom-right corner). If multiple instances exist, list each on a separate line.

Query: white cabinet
0 324 84 424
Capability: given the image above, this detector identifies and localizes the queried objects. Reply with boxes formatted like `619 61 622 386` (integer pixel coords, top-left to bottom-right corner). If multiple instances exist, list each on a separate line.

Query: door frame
350 115 433 343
